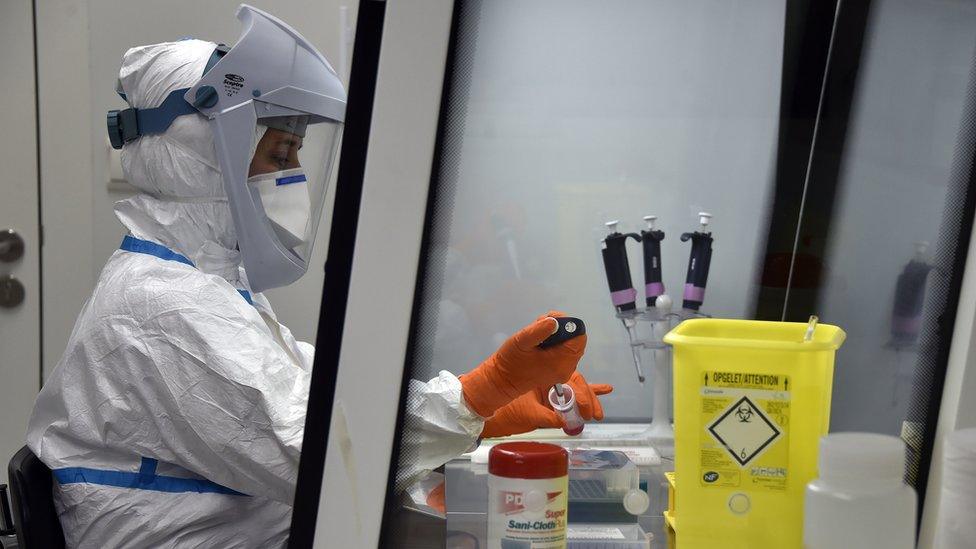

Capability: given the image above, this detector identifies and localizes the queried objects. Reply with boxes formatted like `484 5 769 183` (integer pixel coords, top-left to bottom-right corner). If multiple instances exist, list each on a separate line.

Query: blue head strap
107 45 229 150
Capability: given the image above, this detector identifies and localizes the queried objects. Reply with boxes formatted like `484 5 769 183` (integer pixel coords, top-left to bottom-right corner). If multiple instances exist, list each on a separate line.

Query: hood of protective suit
117 39 256 282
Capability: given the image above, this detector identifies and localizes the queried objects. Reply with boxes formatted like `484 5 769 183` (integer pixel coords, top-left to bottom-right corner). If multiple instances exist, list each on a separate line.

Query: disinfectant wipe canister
488 442 569 549
663 319 845 549
804 433 916 549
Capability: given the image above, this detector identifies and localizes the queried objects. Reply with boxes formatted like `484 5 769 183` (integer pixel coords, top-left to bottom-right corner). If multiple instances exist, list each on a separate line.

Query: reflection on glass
814 0 976 435
417 0 787 422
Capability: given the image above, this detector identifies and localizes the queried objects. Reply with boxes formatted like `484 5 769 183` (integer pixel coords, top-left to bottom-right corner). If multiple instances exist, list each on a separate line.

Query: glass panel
387 0 976 545
388 0 808 545
417 0 787 419
799 0 976 480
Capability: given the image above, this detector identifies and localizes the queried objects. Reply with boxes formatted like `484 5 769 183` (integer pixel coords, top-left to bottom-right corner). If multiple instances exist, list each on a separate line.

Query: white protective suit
26 39 484 548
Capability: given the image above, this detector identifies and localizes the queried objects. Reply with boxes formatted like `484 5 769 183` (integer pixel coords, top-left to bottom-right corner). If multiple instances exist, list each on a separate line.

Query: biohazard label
700 371 791 491
709 396 781 465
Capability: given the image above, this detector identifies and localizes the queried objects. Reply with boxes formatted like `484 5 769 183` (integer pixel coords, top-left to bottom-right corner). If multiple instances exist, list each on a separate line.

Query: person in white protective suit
25 5 611 549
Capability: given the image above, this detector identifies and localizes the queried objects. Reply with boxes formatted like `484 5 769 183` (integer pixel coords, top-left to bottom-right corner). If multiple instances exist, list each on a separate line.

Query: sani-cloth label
488 475 568 548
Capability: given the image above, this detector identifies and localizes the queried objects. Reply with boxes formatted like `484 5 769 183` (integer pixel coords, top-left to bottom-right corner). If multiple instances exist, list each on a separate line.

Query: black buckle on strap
107 108 140 150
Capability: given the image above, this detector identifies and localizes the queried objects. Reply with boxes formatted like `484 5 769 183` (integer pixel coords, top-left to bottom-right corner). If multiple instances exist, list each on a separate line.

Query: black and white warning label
699 371 790 491
708 396 781 466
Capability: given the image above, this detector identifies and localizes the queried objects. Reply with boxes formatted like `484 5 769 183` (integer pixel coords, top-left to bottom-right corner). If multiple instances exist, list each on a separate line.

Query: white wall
413 0 786 419
0 0 43 483
817 0 976 433
40 0 358 378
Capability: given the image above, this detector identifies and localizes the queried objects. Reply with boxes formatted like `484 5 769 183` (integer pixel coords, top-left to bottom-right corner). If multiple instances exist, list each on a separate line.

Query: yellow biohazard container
663 318 845 549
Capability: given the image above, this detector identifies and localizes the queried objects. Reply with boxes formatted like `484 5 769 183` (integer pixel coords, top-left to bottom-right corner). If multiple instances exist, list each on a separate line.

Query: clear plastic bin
567 523 652 548
569 450 650 516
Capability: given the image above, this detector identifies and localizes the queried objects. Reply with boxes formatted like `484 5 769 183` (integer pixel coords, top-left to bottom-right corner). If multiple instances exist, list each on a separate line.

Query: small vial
548 384 585 436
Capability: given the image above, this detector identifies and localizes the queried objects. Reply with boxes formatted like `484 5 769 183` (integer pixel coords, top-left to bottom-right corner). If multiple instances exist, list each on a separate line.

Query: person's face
248 128 304 177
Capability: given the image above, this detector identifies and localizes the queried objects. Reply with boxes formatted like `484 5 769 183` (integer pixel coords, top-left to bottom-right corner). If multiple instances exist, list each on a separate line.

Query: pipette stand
616 305 709 455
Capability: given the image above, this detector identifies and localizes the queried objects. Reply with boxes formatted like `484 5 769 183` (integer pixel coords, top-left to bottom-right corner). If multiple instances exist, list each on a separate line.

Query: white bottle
934 428 976 548
804 432 917 549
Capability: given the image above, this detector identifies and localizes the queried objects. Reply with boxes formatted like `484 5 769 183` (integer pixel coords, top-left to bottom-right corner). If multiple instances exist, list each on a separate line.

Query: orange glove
425 481 446 514
481 371 613 438
460 311 587 418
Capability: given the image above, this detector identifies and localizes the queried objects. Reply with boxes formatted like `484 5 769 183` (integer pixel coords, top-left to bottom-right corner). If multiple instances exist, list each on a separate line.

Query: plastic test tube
548 384 585 436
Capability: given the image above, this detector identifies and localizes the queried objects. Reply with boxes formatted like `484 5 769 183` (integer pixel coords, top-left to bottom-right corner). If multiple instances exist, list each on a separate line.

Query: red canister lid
488 442 568 479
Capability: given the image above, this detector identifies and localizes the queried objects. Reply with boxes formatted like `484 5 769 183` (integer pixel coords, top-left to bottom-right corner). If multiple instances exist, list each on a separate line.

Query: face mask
246 167 311 249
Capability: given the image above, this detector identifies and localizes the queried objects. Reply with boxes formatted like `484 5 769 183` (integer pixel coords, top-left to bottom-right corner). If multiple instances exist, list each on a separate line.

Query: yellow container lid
664 318 846 352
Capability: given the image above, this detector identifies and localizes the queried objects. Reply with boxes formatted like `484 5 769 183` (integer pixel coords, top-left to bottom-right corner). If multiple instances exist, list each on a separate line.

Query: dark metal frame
754 0 872 321
288 2 388 547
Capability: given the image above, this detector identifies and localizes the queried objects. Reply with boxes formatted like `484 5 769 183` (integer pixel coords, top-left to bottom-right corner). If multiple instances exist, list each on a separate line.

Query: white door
0 0 42 479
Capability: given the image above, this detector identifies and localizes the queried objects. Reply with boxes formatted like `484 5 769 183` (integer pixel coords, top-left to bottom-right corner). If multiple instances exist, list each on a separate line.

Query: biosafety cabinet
289 1 976 548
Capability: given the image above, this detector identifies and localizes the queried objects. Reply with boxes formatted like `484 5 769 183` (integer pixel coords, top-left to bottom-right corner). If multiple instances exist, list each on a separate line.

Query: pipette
538 316 586 349
538 317 588 436
680 212 714 311
641 215 666 307
599 221 645 382
891 242 932 343
601 221 641 312
623 317 645 383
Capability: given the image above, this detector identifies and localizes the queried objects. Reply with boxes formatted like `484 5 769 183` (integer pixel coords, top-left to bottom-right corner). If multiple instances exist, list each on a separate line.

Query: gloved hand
460 311 587 418
425 481 446 514
481 371 613 438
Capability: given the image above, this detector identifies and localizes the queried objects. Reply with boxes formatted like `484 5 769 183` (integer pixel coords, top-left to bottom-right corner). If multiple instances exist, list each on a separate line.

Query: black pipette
601 221 641 312
538 316 586 349
600 221 646 382
641 215 666 307
891 242 932 343
680 212 713 311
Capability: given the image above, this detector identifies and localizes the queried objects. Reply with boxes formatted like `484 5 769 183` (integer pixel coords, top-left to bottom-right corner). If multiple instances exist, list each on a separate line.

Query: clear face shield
247 116 341 264
179 4 347 291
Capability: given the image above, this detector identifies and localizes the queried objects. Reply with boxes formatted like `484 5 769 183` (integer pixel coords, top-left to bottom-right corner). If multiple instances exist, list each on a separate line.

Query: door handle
0 230 24 262
0 275 25 308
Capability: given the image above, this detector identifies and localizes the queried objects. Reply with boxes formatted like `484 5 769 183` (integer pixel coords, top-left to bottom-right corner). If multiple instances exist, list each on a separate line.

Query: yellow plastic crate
665 471 676 515
663 511 676 549
663 318 845 548
664 471 677 549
